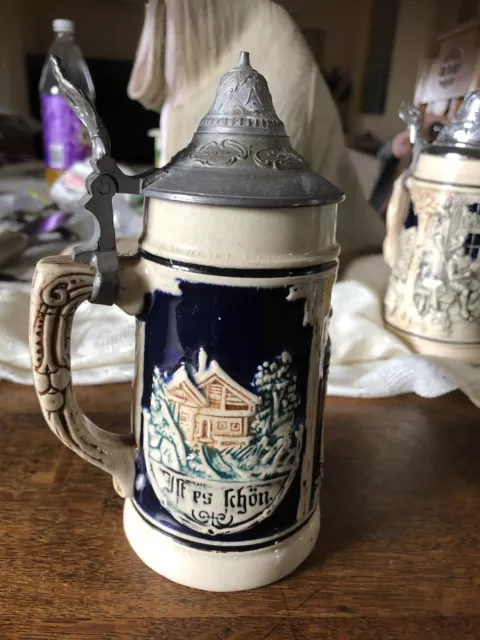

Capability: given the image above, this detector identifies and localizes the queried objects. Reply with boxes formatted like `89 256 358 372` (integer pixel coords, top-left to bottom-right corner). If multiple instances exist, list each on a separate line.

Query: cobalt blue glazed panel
133 274 331 549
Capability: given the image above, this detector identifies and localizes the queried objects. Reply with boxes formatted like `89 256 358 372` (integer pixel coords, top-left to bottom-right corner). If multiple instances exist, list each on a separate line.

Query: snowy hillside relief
143 348 303 535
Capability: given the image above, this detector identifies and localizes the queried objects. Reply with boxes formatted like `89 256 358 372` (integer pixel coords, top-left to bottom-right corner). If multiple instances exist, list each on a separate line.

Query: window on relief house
207 383 223 408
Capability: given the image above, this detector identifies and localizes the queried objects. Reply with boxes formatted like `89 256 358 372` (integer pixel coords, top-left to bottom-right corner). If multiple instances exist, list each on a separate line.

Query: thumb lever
51 56 156 305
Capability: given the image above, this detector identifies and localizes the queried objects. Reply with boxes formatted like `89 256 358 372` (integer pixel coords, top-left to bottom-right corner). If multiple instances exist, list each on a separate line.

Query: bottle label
41 95 90 170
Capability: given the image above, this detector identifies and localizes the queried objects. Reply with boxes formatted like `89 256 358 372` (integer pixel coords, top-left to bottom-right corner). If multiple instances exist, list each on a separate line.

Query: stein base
123 499 320 592
386 322 480 365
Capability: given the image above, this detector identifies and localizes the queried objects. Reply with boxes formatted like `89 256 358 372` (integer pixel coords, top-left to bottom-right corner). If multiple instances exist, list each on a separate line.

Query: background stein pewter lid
142 52 345 207
428 90 480 158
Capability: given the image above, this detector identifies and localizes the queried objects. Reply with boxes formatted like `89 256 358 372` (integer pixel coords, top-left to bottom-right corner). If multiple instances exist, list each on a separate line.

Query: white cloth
329 256 480 407
0 282 135 385
1 255 478 408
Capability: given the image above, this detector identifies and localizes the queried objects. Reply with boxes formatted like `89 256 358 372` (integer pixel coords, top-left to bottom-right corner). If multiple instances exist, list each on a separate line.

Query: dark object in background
369 139 402 216
301 27 325 69
351 131 382 156
369 120 445 217
0 112 40 166
360 0 400 115
26 54 158 165
0 208 72 269
427 121 445 143
324 67 352 132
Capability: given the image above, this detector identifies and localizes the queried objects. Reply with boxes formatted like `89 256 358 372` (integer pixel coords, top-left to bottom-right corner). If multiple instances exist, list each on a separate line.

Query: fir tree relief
143 349 303 535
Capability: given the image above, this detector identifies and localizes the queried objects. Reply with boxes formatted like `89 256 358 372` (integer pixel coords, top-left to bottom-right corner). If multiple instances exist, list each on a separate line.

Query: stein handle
29 255 136 497
383 170 411 268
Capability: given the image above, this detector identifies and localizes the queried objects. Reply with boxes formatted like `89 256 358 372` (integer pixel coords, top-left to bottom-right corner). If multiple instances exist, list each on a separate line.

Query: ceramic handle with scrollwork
383 102 424 266
383 172 411 268
29 256 136 497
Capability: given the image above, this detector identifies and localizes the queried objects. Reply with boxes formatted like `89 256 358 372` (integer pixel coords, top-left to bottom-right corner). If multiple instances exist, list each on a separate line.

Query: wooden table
0 382 479 639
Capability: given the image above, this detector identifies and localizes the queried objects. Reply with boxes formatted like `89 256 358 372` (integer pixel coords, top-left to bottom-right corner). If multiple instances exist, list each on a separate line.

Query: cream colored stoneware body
30 50 342 592
384 154 480 363
30 198 338 591
123 500 321 592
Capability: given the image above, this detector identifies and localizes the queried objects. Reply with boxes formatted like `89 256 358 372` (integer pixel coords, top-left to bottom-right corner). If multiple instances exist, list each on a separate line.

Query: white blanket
330 256 480 406
2 254 478 407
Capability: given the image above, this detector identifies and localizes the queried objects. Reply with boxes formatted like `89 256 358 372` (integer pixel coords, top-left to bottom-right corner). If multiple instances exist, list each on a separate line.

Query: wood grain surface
0 382 479 639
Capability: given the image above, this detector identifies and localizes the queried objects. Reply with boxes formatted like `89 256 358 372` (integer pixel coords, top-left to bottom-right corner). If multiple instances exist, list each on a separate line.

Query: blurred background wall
3 0 480 145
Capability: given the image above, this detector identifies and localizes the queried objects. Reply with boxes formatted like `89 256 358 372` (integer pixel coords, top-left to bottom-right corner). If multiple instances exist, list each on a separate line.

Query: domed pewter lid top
428 90 480 158
142 52 344 207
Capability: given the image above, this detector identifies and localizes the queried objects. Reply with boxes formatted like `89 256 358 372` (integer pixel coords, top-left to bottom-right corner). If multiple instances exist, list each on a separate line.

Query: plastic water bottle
39 19 95 184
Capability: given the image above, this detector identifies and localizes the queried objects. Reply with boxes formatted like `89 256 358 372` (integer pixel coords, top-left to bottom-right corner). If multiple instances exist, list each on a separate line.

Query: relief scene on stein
386 190 480 335
143 348 303 535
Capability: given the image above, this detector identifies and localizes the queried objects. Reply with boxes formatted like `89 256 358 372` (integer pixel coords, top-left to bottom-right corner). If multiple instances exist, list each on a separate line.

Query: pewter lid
428 90 480 157
142 52 344 207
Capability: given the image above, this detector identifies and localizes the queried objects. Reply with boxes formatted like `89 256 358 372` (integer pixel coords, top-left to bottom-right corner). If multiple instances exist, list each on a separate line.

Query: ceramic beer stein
29 53 343 591
384 95 480 364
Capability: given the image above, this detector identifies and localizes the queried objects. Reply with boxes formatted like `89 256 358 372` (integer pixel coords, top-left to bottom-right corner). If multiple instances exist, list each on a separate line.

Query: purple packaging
41 95 90 170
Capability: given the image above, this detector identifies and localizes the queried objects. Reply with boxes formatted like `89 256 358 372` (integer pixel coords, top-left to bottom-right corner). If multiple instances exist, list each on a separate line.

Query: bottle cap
53 19 74 33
